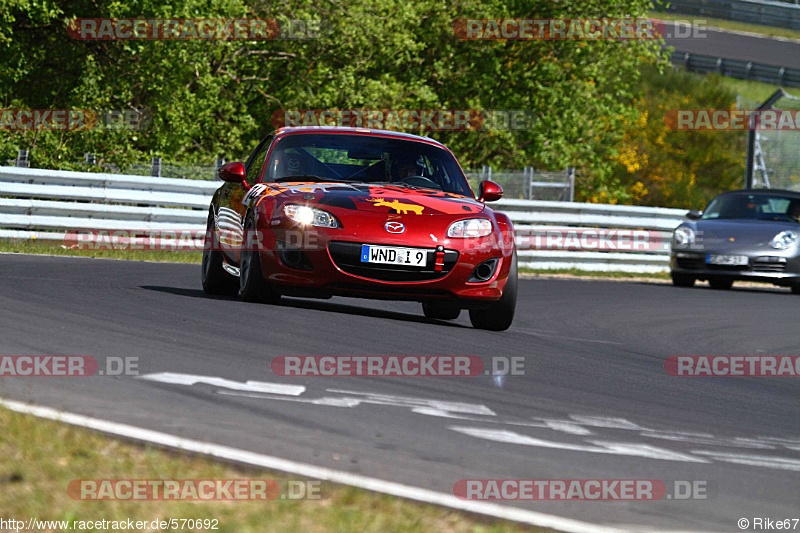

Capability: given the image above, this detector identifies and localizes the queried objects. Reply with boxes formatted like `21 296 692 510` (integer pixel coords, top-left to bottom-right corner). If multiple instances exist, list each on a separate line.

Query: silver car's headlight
447 218 492 238
672 226 696 248
770 230 798 250
283 204 339 228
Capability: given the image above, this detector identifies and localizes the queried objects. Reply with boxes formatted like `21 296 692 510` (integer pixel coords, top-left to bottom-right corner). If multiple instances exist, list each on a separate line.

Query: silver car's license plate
706 254 748 266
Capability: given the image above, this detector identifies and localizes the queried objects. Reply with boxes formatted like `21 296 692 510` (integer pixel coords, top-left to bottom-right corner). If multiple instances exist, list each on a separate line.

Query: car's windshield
701 193 800 222
262 133 472 196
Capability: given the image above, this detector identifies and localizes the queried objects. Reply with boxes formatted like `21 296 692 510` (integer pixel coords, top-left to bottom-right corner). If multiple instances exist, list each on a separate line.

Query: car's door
218 136 273 264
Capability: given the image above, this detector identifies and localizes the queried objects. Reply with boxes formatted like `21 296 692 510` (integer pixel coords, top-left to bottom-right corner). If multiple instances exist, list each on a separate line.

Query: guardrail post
151 157 162 177
567 167 576 202
15 149 29 168
524 167 532 200
214 158 226 170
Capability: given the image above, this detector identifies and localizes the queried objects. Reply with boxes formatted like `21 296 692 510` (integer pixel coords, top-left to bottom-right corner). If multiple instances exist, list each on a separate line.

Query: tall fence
464 167 575 201
0 167 685 273
655 0 800 30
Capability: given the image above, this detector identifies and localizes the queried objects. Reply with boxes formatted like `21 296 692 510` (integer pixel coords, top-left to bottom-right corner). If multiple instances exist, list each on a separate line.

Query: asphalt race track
1 254 798 532
663 22 800 69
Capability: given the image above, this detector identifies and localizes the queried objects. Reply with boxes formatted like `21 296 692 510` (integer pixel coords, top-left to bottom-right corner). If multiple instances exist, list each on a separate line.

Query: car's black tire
202 210 239 296
671 273 696 288
791 284 800 295
708 277 734 290
239 214 281 304
422 302 461 320
469 253 517 331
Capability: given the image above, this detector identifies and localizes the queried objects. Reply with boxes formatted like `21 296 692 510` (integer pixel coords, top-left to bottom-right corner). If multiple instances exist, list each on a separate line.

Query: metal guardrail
656 0 800 30
0 167 686 273
670 51 800 87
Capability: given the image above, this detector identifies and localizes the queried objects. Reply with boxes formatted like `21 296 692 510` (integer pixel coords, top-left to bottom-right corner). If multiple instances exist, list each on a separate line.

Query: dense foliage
1 0 745 207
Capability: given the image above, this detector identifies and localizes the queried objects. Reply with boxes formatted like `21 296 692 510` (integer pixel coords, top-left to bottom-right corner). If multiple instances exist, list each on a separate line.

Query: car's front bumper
670 250 800 286
256 220 515 304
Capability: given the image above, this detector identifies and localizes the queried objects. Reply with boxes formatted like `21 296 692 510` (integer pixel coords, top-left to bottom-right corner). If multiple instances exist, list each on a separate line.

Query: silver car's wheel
708 277 734 290
671 273 695 288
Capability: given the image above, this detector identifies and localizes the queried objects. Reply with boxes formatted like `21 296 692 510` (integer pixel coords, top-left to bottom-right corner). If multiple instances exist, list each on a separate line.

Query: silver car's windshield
702 193 800 222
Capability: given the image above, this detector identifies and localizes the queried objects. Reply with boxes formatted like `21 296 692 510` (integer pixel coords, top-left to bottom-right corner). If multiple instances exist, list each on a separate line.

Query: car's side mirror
218 162 246 184
686 210 702 220
478 180 503 202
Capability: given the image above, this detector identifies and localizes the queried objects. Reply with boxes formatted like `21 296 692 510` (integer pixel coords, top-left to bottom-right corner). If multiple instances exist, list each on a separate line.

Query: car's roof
716 188 800 199
273 126 442 146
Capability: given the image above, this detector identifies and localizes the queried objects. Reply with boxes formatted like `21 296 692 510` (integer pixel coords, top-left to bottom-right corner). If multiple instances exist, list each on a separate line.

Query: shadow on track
139 285 469 329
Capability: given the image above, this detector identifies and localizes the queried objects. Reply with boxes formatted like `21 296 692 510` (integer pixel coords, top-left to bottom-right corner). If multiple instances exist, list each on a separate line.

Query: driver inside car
391 156 424 181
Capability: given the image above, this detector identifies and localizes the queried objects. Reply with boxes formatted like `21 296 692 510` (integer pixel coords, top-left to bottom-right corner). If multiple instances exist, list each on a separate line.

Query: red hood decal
261 182 484 216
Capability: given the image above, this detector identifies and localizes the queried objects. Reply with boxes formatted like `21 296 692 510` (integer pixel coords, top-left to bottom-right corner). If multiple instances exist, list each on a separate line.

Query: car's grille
675 255 704 270
752 256 788 273
708 264 749 271
328 241 458 282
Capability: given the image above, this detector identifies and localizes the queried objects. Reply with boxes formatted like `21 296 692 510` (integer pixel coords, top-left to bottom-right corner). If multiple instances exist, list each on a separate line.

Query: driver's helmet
391 154 425 180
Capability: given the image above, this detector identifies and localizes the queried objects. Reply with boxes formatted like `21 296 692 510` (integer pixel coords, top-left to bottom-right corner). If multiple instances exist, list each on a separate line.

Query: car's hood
694 219 799 247
265 182 486 216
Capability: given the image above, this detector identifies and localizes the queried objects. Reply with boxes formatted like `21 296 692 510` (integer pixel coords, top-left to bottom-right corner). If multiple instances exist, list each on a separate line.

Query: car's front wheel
239 214 281 304
791 283 800 295
422 302 461 320
469 253 517 331
671 273 696 288
202 210 239 296
708 277 734 290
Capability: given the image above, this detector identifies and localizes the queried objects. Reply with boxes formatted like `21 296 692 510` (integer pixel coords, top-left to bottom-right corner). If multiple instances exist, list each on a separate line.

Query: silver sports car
670 189 800 293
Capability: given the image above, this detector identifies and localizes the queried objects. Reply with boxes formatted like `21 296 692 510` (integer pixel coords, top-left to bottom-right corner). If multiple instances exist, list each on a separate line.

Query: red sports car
202 126 517 330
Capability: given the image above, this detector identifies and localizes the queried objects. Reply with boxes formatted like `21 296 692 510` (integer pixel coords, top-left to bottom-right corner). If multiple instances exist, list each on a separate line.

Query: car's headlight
447 218 492 238
770 230 798 250
283 204 339 228
672 226 696 248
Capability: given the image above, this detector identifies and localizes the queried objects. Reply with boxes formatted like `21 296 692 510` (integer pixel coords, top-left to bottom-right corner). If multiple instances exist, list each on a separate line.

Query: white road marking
691 451 800 472
449 427 709 463
216 388 495 417
138 372 305 396
0 398 634 533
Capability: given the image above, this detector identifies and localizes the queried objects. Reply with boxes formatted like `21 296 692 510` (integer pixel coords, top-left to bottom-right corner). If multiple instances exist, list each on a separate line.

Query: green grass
0 238 202 263
651 11 800 41
714 77 800 108
0 405 544 533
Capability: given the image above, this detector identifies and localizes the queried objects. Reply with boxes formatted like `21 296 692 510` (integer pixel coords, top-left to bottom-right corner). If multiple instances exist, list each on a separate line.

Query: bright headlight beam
283 204 338 228
672 226 695 248
447 218 492 238
770 230 798 250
